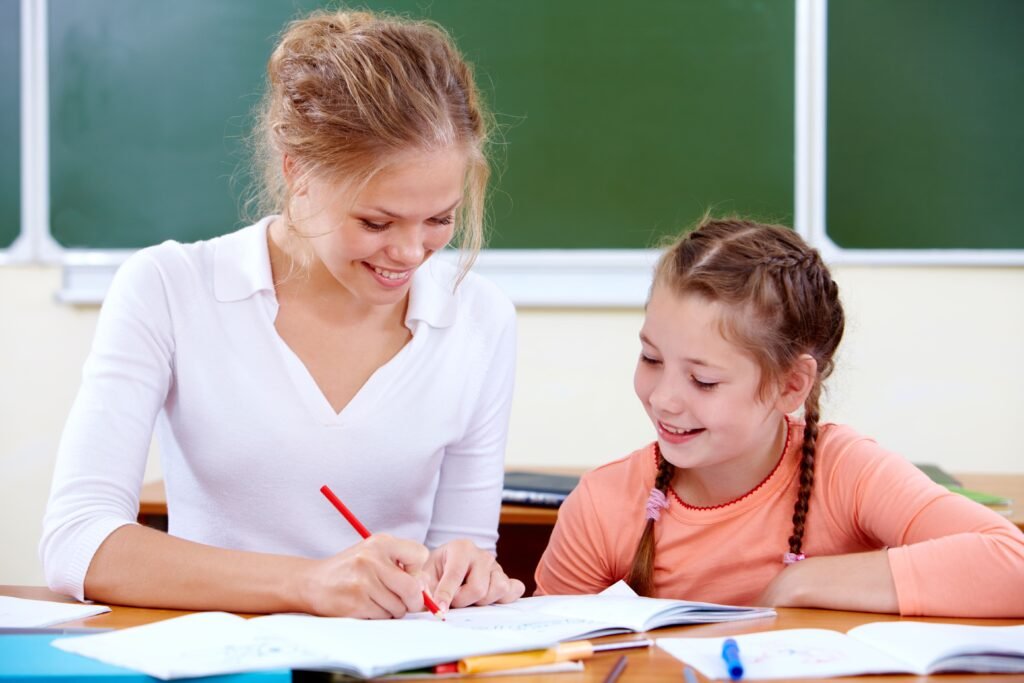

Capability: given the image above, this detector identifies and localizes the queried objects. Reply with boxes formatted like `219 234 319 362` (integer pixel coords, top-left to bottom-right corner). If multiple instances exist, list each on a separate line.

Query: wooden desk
3 585 1022 682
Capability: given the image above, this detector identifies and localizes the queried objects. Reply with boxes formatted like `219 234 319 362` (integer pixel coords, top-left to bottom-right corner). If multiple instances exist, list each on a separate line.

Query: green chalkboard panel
826 0 1024 250
49 0 794 250
49 1 319 250
0 0 18 249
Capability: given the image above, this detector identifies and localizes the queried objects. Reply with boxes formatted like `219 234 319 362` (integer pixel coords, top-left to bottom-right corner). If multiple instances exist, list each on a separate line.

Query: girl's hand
426 539 525 612
756 551 899 613
297 534 431 618
756 561 809 607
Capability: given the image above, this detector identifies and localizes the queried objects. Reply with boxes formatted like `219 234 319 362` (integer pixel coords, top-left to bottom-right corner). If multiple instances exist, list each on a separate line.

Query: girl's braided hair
625 217 844 596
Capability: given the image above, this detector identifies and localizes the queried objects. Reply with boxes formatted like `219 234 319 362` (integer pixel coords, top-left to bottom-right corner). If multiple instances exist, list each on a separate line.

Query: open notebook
53 582 773 679
658 621 1024 679
417 580 775 642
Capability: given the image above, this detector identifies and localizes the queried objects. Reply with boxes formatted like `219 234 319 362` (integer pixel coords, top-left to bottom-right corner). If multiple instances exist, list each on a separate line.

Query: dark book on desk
502 471 580 507
914 463 1012 507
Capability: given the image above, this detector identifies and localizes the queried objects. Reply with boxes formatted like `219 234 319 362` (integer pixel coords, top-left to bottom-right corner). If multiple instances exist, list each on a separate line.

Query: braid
788 381 822 554
759 251 819 272
625 447 676 596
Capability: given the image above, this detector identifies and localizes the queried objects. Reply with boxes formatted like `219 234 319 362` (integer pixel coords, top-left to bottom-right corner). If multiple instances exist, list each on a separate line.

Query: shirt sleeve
534 476 618 596
39 250 175 600
825 433 1024 617
424 304 516 553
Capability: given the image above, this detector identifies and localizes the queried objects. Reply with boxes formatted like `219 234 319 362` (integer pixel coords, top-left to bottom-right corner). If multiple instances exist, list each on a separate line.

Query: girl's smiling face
634 285 787 480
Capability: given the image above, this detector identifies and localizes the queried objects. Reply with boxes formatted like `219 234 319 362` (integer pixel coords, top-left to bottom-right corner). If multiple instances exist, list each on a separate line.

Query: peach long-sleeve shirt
535 420 1024 617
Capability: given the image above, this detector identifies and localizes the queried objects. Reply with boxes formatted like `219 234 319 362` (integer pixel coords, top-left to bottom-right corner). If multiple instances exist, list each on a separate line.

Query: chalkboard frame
803 0 1024 263
4 0 1023 304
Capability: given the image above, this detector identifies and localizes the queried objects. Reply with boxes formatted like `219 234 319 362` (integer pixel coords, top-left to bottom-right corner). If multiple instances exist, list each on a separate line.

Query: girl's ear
775 354 817 414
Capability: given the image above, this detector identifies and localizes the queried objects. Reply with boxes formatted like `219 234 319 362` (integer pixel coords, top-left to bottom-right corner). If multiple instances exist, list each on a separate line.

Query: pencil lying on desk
603 655 628 683
457 638 652 674
319 484 443 619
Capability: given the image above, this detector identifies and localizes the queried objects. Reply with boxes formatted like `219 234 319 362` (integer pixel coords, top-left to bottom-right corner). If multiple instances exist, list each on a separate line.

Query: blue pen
721 638 744 681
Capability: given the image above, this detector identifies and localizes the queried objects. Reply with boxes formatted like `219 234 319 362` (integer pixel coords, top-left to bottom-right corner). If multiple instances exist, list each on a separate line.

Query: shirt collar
213 217 458 329
213 217 276 303
407 256 458 329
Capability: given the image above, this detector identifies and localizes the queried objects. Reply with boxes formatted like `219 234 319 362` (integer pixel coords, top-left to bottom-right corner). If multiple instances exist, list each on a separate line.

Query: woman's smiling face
295 147 467 308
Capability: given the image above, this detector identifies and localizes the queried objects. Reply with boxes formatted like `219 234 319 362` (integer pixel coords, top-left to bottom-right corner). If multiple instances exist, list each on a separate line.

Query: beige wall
2 264 1022 584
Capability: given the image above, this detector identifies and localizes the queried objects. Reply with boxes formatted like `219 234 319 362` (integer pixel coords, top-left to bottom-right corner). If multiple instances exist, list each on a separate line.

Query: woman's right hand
297 534 431 618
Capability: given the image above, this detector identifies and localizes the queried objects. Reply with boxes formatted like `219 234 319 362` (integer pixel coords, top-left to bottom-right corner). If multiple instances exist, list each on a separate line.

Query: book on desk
914 463 1013 507
658 621 1024 678
502 472 579 508
48 582 773 680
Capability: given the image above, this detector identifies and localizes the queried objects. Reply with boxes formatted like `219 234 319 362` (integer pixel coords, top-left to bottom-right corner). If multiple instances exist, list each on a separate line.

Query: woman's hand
426 539 525 612
297 534 431 619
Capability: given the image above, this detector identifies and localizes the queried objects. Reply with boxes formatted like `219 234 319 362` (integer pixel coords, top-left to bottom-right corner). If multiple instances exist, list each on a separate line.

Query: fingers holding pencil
300 533 431 619
317 484 442 619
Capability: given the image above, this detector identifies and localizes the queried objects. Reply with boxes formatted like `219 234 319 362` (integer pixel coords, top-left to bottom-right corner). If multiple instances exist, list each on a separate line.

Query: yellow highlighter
457 638 652 674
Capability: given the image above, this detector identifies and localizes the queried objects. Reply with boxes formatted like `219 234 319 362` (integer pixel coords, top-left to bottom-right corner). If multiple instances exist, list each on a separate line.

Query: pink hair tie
645 488 669 521
782 552 806 565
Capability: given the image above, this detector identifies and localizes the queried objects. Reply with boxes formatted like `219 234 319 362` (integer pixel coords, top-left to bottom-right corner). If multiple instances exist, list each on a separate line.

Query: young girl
535 218 1024 616
41 9 524 618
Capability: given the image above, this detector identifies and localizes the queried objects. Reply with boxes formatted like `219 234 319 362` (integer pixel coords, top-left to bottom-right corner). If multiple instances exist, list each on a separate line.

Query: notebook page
0 596 111 627
253 614 557 677
410 601 622 641
849 622 1024 673
53 612 315 679
657 629 913 679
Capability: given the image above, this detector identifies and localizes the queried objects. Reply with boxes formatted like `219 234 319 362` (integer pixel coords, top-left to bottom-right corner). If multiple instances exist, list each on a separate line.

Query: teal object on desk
0 635 291 682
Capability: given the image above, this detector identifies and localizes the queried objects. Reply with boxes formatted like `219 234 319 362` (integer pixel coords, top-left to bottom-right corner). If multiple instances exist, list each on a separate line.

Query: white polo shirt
40 218 517 600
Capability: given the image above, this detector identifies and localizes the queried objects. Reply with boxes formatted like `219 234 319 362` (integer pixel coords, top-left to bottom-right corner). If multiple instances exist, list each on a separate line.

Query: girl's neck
669 415 791 509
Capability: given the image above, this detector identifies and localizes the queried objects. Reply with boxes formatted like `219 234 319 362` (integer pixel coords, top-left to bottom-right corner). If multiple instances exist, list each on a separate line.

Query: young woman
41 9 524 619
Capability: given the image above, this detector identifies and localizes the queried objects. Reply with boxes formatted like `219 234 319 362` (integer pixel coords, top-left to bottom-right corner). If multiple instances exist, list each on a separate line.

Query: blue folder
0 634 291 682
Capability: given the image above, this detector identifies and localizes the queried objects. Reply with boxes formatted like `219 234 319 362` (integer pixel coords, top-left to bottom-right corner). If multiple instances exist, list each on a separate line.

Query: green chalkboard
826 0 1024 250
0 0 18 249
48 0 794 250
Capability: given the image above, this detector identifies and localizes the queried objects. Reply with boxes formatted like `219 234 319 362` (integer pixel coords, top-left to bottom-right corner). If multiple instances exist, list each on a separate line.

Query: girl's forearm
765 550 899 613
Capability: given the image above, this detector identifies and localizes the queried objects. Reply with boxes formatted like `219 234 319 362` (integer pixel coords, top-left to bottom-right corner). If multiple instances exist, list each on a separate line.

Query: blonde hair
247 9 492 278
625 217 845 596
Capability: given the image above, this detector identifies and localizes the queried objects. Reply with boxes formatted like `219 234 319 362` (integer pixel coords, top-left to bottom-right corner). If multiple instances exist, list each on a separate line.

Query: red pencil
320 484 444 619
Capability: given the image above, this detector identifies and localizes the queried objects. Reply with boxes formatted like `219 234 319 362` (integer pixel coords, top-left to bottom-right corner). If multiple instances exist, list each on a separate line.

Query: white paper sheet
0 596 111 628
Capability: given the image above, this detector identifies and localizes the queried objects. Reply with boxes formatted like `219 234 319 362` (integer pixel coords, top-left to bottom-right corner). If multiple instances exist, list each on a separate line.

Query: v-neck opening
256 272 421 425
267 313 419 424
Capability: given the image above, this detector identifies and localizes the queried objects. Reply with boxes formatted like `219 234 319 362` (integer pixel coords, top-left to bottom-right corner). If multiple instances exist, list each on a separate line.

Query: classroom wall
1 264 1022 584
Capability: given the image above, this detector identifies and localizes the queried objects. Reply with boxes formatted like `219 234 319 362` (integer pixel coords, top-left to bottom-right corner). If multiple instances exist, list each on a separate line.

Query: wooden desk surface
139 472 1024 529
3 585 1021 682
